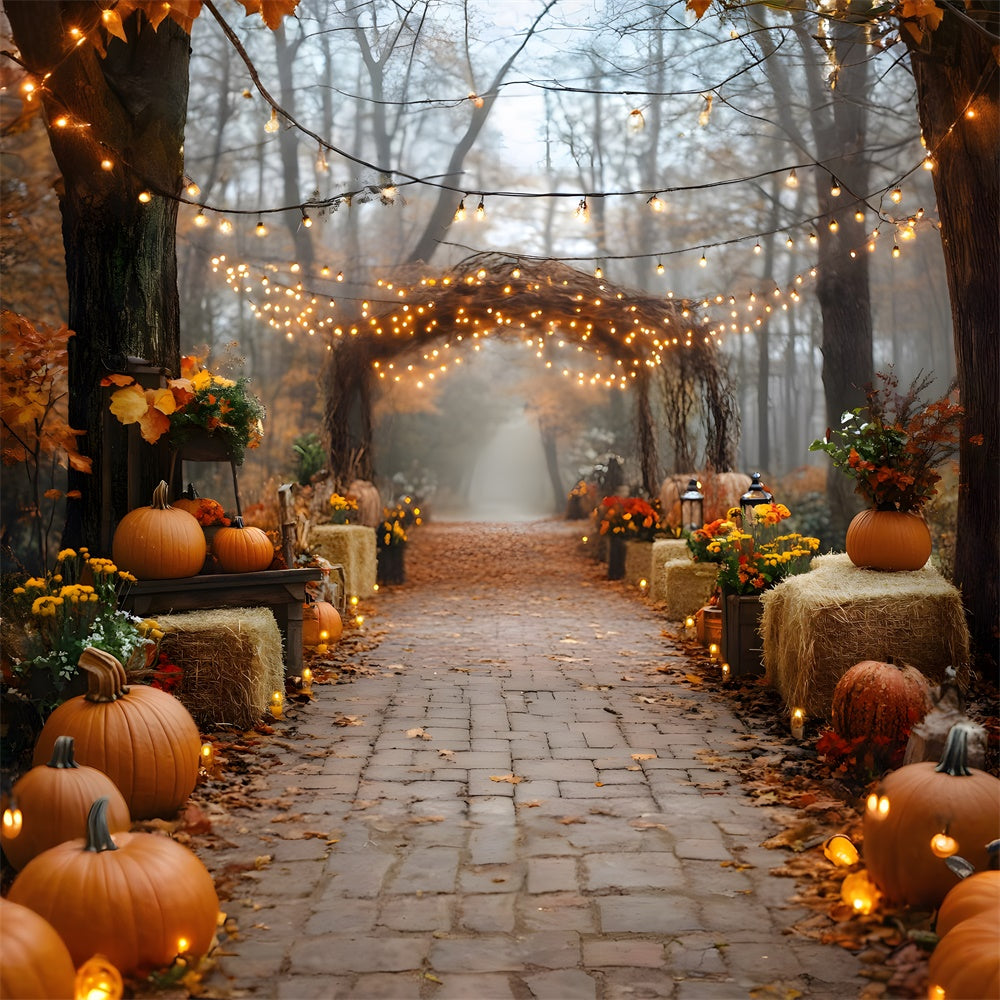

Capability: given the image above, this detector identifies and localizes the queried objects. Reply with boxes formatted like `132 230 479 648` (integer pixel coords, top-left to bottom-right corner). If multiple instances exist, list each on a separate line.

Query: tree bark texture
907 1 1000 657
6 3 190 552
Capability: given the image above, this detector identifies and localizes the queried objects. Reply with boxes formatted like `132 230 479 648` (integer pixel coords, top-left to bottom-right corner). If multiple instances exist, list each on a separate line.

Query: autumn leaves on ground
148 520 996 999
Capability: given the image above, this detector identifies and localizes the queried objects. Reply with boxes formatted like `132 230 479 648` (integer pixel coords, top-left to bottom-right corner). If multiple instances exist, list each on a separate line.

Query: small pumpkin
845 508 932 571
211 516 274 573
831 657 933 747
171 483 204 517
863 723 1000 908
302 600 342 647
33 647 201 821
927 912 1000 1000
8 797 220 975
0 897 77 1000
112 480 206 579
1 735 130 870
936 870 1000 938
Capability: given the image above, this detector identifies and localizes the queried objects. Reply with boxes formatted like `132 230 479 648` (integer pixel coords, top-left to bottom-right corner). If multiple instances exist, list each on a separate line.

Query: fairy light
185 180 200 198
100 158 114 171
218 218 233 235
453 198 467 222
647 193 665 213
475 197 486 221
753 241 762 255
890 187 903 203
194 208 208 227
137 190 152 203
255 219 268 237
301 211 313 228
594 263 603 279
699 253 707 268
808 232 818 245
923 155 935 170
892 244 901 258
828 219 839 233
656 260 664 275
785 168 799 188
830 177 841 197
264 108 280 133
854 209 864 222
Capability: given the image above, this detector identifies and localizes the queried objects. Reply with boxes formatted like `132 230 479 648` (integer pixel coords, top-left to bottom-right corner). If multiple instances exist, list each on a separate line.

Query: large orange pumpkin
845 508 932 571
863 723 1000 908
112 480 206 579
8 798 219 976
302 600 342 647
33 647 200 820
927 912 1000 999
831 657 933 746
936 870 1000 938
211 516 274 573
0 897 77 1000
1 735 130 871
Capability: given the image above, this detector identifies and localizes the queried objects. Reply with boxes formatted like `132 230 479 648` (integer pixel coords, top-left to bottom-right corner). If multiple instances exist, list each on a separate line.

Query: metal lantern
680 478 705 531
739 472 773 527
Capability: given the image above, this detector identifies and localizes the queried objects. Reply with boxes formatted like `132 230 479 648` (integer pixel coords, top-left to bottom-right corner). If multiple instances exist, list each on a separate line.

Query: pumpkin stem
47 735 79 769
935 721 974 777
84 798 119 853
78 647 130 703
182 483 200 500
231 516 246 529
152 480 171 510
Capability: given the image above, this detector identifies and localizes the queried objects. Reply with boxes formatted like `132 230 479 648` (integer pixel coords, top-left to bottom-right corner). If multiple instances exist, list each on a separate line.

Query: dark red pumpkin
831 657 933 747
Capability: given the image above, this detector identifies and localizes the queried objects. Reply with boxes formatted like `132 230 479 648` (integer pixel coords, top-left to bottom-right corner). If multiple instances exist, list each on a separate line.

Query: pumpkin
936 870 1000 938
831 657 933 747
171 482 204 517
845 508 932 571
112 480 206 579
302 600 342 647
8 797 219 975
863 723 1000 908
1 735 130 871
33 647 200 821
0 897 77 1000
927 912 1000 999
211 516 274 573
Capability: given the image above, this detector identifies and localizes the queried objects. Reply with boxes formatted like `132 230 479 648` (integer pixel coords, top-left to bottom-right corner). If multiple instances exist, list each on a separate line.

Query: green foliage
292 432 327 485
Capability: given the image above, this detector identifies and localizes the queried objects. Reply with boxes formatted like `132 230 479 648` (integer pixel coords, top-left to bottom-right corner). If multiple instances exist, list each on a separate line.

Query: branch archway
324 253 739 495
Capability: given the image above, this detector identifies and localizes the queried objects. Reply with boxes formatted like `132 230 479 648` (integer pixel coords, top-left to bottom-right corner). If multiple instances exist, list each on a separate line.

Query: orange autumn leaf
150 387 177 416
686 0 712 18
235 0 301 30
137 404 171 444
489 773 523 784
108 384 148 424
100 373 135 387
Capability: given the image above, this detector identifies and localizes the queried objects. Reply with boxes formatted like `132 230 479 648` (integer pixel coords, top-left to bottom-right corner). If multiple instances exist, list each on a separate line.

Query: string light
301 211 313 228
100 158 114 171
892 244 901 258
830 177 842 197
255 218 268 237
185 180 200 198
475 197 486 221
264 108 280 133
828 219 839 233
753 241 762 255
785 168 798 188
890 187 903 203
656 260 664 275
137 190 152 203
922 155 935 171
699 253 707 268
575 197 590 222
453 198 467 222
854 209 864 222
218 218 233 235
594 262 603 279
647 193 665 213
194 208 208 227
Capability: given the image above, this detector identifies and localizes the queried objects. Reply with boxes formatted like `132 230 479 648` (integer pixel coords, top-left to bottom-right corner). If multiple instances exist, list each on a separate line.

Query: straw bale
650 539 692 600
624 541 654 586
659 560 720 620
157 607 284 731
761 553 970 718
310 524 377 597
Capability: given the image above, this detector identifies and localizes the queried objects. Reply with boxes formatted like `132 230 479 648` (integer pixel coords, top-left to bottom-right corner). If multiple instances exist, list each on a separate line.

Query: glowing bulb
785 236 794 248
218 218 233 235
54 115 69 128
264 108 280 133
708 642 719 660
699 253 707 268
965 108 976 119
185 180 200 197
830 177 841 196
823 835 859 867
930 832 959 858
828 219 839 233
301 212 312 228
890 187 902 203
137 190 152 203
2 804 23 837
255 219 268 237
594 264 603 279
841 871 880 915
753 241 762 254
785 167 798 188
454 199 467 222
475 198 486 221
336 271 344 281
350 595 359 607
922 155 935 171
22 80 36 97
854 209 864 222
808 232 818 245
648 194 665 213
74 955 123 1000
194 209 208 227
100 158 114 171
355 614 365 626
199 743 214 770
892 244 901 259
656 261 664 275
866 793 890 818
468 91 484 109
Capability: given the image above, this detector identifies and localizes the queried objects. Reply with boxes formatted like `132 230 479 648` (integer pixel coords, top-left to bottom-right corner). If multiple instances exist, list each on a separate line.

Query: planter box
696 606 722 646
721 592 764 677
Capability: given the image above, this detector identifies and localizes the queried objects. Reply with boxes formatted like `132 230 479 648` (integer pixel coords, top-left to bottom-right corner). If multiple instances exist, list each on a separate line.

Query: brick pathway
201 521 864 999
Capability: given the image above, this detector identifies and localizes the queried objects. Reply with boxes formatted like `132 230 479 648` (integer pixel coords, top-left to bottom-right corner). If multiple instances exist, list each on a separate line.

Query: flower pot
607 534 626 580
173 429 238 464
845 509 932 572
377 545 406 585
721 592 764 677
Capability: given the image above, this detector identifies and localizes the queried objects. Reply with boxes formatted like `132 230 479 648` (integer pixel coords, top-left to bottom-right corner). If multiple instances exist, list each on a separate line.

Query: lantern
739 472 774 529
74 955 123 1000
841 870 881 915
823 835 860 867
680 479 705 532
790 707 806 739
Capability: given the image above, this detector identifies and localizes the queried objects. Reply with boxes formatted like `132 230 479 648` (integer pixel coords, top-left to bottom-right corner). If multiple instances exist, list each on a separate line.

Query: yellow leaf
684 673 704 685
109 384 148 425
234 0 300 30
406 727 432 740
137 406 170 444
489 773 522 784
151 386 177 415
631 753 657 761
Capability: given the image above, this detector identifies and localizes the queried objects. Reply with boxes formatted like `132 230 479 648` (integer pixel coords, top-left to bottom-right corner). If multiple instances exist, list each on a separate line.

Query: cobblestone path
201 520 864 1000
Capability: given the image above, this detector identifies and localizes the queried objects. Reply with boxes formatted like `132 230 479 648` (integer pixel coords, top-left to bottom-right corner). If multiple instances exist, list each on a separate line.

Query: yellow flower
118 571 137 583
211 375 236 389
57 548 77 561
191 369 213 391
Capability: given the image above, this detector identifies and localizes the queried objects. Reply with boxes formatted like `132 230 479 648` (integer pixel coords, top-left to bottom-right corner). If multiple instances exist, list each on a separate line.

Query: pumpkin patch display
8 798 220 976
927 912 1000 1000
831 657 933 749
112 480 206 579
211 516 274 573
33 647 201 821
862 723 1000 908
0 897 77 1000
302 600 342 648
1 735 130 871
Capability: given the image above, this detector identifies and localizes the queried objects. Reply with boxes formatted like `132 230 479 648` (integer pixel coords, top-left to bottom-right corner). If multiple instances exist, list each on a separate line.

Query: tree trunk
537 421 563 513
906 2 1000 658
6 4 190 552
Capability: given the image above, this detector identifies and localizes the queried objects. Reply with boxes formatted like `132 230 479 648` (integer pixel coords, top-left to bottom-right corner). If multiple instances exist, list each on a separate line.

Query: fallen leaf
559 816 585 825
594 781 604 787
253 855 272 869
409 815 445 824
489 773 522 784
631 753 657 761
406 727 432 740
423 972 443 984
684 673 704 685
438 749 456 760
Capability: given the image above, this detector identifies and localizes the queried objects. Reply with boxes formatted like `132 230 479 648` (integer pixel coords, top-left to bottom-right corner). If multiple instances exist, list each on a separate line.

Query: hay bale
761 553 971 718
624 541 653 586
310 524 377 597
650 539 692 600
157 607 284 731
659 560 720 620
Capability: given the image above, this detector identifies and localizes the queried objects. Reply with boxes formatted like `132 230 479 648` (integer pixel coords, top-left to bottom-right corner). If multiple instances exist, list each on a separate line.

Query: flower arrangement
5 548 159 711
102 354 265 463
186 497 230 527
596 496 665 542
707 504 820 595
809 370 964 513
377 507 408 549
328 492 358 525
686 517 731 562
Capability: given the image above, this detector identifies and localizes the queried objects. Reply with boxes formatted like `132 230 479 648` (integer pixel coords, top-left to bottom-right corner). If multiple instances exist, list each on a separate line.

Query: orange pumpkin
302 600 342 647
112 480 206 579
1 735 130 871
831 657 933 746
0 897 77 1000
8 798 219 976
211 517 274 573
845 508 932 571
927 912 1000 999
936 870 1000 938
33 647 200 821
863 723 1000 908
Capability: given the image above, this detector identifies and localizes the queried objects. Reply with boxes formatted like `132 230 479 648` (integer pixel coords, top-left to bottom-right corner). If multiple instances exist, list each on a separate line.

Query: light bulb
594 264 603 279
892 244 901 258
194 209 208 227
647 194 665 213
255 219 268 237
753 242 762 255
336 271 344 282
218 218 233 235
828 219 839 233
186 181 200 197
264 108 279 133
854 209 864 222
699 253 707 268
475 198 486 221
453 199 466 222
656 261 664 275
830 177 841 196
301 212 312 228
785 168 798 188
890 187 902 203
137 190 152 203
100 158 113 171
785 236 794 248
808 232 818 245
922 155 934 171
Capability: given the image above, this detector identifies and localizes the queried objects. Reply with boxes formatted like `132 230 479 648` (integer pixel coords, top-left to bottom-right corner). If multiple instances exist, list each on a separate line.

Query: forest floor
133 519 996 1000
